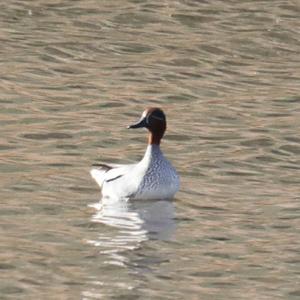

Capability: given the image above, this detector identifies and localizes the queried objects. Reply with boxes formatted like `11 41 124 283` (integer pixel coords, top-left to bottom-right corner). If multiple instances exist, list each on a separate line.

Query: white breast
134 145 180 200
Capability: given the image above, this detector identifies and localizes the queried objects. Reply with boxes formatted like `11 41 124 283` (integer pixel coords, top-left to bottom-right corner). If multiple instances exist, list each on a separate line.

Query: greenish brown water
1 1 300 299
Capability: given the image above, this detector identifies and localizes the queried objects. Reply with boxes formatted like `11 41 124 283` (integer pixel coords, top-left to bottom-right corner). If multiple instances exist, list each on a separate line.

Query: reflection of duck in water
90 108 180 201
88 199 176 257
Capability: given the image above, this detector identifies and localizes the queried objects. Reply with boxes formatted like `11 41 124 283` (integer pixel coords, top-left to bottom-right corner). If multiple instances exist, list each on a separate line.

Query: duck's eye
151 115 164 121
144 109 165 125
150 110 165 121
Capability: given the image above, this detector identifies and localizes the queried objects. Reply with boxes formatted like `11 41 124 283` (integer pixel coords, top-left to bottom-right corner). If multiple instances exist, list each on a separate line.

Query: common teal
90 107 180 200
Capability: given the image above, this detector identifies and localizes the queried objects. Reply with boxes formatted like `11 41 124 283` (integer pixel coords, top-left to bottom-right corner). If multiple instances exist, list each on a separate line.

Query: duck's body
90 108 180 201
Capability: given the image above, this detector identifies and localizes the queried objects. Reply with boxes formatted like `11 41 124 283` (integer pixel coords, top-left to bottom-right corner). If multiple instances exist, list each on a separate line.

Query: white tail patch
90 169 106 188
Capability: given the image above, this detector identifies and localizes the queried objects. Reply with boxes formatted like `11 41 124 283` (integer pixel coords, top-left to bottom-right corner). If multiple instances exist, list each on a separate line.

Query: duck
90 107 180 201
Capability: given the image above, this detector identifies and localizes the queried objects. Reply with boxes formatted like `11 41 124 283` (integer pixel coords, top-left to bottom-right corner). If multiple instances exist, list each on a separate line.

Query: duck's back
91 163 142 200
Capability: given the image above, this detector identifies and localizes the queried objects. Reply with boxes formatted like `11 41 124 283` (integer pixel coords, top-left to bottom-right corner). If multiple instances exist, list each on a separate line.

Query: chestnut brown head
128 107 166 145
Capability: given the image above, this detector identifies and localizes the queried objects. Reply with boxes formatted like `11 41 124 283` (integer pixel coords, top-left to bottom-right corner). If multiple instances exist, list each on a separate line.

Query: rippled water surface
1 1 300 299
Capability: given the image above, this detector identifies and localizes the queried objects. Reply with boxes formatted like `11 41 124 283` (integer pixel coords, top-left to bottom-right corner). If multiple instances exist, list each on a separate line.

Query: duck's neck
148 131 163 145
142 144 162 163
